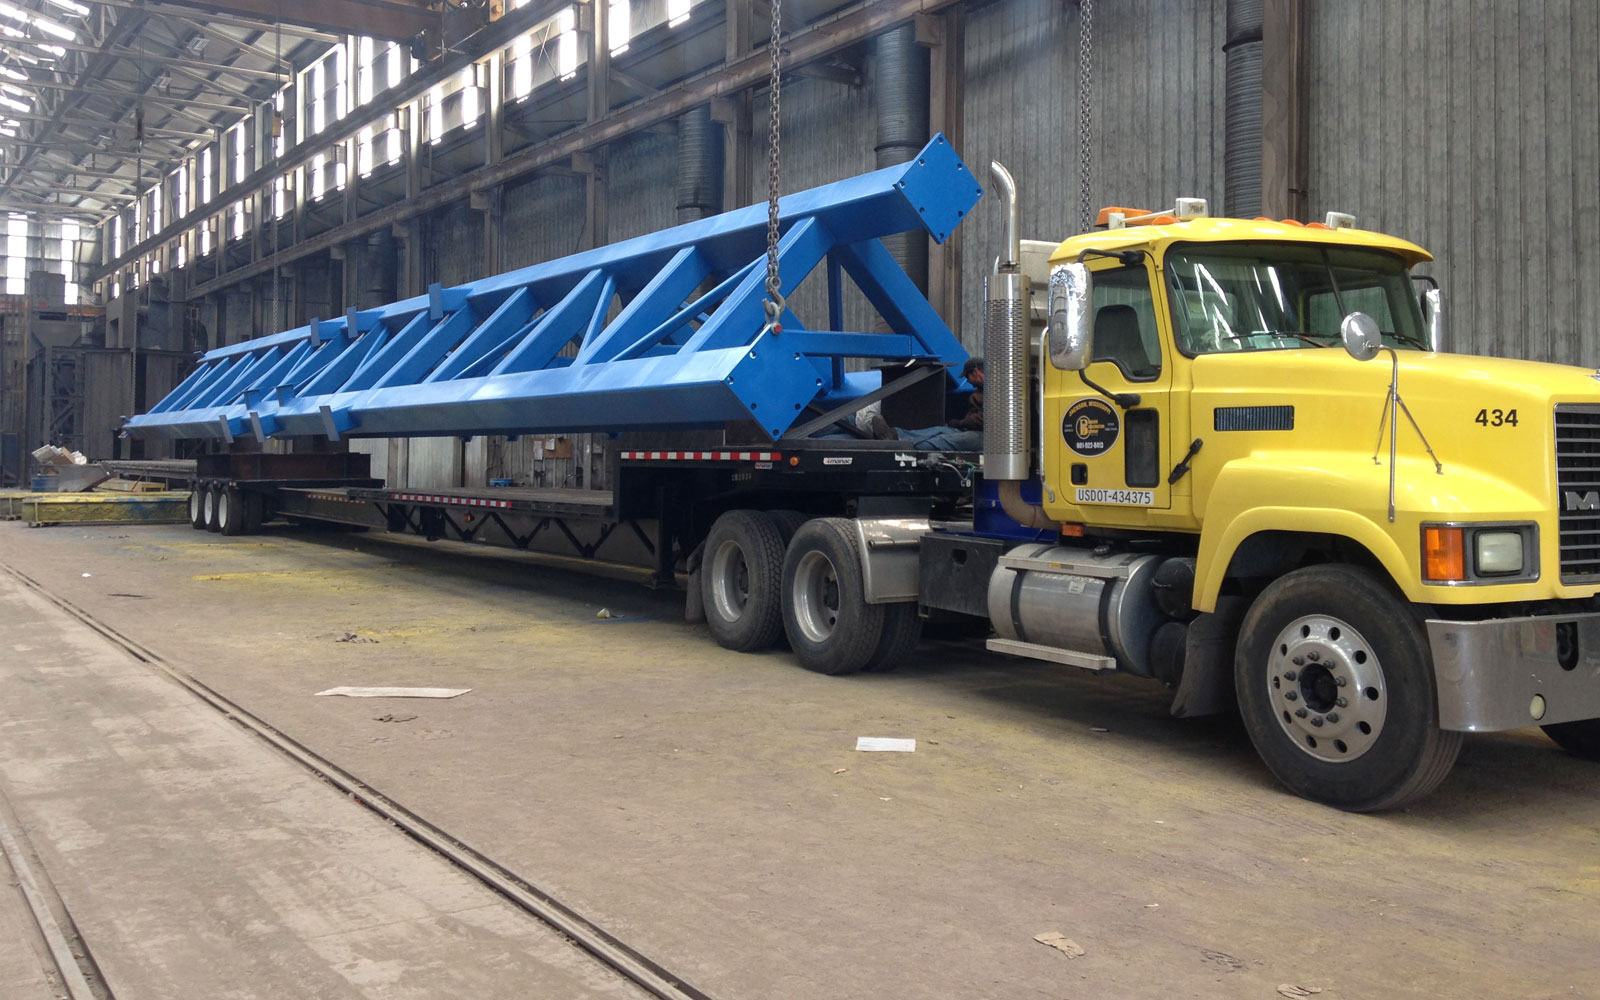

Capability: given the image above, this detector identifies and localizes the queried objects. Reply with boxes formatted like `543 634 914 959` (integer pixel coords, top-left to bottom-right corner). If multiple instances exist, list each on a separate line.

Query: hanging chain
761 0 785 329
1077 0 1094 232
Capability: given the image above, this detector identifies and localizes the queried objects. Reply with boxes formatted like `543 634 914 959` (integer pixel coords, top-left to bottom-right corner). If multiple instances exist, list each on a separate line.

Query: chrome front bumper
1428 613 1600 732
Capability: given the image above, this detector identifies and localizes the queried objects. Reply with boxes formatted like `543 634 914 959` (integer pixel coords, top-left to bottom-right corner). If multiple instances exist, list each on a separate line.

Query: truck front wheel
781 518 884 675
702 510 787 652
1235 564 1462 812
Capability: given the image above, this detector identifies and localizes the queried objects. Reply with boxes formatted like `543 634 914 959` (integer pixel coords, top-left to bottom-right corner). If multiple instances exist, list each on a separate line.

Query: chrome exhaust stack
983 161 1030 482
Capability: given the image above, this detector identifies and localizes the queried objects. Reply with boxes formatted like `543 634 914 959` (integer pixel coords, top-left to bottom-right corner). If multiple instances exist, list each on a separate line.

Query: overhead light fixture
0 126 14 137
0 80 25 95
41 0 91 15
186 36 207 54
0 93 28 112
0 63 21 80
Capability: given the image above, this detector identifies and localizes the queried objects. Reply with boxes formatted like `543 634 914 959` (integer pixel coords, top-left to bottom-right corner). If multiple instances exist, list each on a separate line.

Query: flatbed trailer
211 440 981 591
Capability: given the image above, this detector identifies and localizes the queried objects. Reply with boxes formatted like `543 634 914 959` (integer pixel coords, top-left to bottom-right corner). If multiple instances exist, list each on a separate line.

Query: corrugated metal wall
961 0 1226 344
1306 0 1599 366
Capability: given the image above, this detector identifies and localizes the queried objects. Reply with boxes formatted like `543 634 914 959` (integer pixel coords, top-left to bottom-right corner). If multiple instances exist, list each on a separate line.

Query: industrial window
59 219 78 304
610 0 630 55
306 47 345 136
171 166 187 220
231 201 246 241
356 112 403 176
232 122 247 183
200 146 214 204
199 217 213 257
461 65 480 128
667 0 692 27
504 6 580 103
426 84 443 143
273 173 290 219
4 215 25 295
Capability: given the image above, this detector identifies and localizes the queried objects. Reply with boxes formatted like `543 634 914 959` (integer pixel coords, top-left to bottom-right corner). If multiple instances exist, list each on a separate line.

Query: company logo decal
1062 397 1121 457
1566 491 1600 512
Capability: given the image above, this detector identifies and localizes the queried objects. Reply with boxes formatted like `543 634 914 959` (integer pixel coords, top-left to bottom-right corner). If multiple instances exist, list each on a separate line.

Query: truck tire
202 484 223 532
218 488 248 536
781 517 884 675
769 509 810 545
1234 564 1462 812
188 484 206 530
865 603 922 672
702 510 787 652
1542 720 1600 760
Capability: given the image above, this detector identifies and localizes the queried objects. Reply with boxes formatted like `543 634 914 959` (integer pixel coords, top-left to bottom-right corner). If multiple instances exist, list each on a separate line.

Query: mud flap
1170 596 1249 718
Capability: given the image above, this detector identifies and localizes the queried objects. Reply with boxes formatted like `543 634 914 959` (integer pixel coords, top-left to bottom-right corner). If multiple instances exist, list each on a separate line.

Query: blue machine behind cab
125 135 982 444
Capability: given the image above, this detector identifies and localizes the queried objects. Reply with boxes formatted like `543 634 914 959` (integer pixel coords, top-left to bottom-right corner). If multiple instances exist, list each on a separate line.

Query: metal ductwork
874 23 930 291
358 229 398 309
983 161 1029 482
675 105 725 224
1223 0 1265 218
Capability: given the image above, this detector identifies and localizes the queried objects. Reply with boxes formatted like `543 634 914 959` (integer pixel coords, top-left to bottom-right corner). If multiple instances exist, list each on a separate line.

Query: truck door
1047 261 1174 517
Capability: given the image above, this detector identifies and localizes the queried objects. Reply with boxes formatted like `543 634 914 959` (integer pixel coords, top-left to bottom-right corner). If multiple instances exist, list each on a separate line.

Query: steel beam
139 0 435 42
125 134 980 444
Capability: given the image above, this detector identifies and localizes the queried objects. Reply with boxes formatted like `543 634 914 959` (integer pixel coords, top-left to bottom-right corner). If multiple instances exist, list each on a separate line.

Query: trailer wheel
865 603 923 672
188 484 206 530
702 510 787 652
781 518 884 675
1235 564 1462 812
218 488 248 536
1542 719 1600 759
202 484 223 532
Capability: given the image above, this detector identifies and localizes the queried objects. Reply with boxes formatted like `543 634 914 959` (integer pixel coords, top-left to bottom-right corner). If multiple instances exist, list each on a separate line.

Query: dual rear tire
700 511 922 674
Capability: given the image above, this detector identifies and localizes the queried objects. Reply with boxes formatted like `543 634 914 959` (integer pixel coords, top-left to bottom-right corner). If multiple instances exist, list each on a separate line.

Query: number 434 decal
1474 408 1519 427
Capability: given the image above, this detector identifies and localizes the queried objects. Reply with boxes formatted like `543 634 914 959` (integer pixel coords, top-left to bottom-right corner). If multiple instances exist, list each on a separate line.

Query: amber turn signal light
1422 526 1466 582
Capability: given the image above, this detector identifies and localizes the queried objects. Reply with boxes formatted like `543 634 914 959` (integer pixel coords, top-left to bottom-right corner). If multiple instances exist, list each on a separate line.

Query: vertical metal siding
607 129 680 242
1307 0 1600 366
962 0 1226 346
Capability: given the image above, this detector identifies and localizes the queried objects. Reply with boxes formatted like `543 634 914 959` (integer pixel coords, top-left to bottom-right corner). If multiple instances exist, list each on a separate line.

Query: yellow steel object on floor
22 492 191 527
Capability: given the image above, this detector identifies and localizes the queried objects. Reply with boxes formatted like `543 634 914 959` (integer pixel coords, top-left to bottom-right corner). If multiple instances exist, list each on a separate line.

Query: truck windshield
1164 242 1426 355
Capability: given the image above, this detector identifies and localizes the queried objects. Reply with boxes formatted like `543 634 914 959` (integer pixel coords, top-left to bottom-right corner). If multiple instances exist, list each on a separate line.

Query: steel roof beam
138 0 436 43
90 0 343 42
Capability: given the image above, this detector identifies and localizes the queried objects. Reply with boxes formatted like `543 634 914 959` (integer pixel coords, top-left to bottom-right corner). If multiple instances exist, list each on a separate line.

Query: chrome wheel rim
189 488 201 521
218 492 230 530
708 539 751 623
791 550 840 644
1267 614 1388 762
203 488 215 525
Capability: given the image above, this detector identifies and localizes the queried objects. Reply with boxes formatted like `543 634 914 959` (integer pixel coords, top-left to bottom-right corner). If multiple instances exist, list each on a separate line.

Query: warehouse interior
3 1 1600 997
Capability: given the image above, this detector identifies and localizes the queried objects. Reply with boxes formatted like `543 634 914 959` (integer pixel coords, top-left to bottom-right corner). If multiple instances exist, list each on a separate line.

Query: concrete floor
1 520 1598 999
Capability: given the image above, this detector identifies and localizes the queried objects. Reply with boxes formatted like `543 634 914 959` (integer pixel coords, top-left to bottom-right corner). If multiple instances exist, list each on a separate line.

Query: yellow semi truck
945 164 1600 810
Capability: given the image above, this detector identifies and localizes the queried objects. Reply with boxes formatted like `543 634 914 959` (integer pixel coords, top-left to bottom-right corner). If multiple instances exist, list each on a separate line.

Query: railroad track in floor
0 562 720 1000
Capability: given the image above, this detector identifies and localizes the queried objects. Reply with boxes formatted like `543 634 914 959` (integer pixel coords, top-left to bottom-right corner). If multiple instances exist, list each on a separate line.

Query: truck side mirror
1340 311 1382 361
1047 262 1094 370
1421 287 1445 352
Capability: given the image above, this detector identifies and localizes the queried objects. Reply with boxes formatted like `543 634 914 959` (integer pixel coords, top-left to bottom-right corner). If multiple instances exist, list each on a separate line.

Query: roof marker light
1325 211 1356 230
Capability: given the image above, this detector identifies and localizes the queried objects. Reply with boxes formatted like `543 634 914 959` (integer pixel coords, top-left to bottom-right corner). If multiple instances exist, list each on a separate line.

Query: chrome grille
1556 405 1600 582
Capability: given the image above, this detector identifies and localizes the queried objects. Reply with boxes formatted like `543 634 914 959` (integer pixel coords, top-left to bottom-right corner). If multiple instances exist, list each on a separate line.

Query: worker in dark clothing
853 356 986 450
947 357 984 430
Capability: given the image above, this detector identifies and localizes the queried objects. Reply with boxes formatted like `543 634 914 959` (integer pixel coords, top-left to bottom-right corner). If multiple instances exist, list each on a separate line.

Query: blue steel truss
127 135 982 444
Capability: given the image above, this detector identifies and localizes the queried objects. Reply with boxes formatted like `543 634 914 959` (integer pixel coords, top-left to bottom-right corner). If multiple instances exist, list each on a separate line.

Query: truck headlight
1475 530 1524 575
1421 522 1538 584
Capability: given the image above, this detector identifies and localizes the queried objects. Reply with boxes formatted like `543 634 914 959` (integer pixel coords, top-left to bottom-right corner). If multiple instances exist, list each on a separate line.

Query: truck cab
971 197 1600 810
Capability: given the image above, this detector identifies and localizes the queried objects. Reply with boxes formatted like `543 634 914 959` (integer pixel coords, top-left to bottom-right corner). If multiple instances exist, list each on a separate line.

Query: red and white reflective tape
620 450 783 462
390 492 513 509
